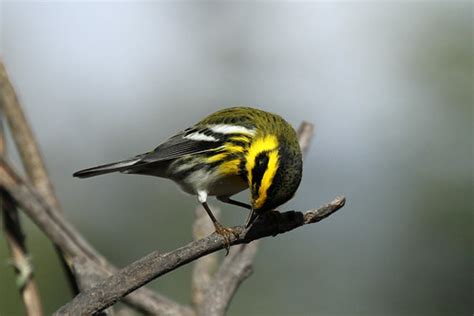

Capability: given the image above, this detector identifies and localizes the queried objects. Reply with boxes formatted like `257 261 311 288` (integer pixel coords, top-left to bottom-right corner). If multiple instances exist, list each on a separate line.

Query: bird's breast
174 168 248 197
207 175 248 197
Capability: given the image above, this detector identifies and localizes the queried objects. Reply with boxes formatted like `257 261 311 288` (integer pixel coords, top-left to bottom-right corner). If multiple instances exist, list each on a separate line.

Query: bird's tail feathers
73 156 143 178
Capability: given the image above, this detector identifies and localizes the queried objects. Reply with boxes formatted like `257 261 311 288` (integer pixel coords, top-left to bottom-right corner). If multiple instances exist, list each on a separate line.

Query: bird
73 106 303 251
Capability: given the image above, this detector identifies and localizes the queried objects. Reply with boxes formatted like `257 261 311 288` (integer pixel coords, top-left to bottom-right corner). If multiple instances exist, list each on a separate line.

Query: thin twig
191 205 220 308
0 116 43 316
297 121 315 158
0 62 59 209
0 159 195 316
54 196 346 315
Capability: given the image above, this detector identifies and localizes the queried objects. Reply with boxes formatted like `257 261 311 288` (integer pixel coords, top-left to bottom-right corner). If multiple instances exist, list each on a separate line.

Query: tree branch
191 206 220 308
0 110 43 316
0 62 60 209
297 121 315 158
198 242 258 316
54 196 346 315
2 192 44 316
0 159 194 316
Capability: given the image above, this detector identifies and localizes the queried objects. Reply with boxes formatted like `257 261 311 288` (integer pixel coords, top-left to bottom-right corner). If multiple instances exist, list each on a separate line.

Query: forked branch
0 158 194 316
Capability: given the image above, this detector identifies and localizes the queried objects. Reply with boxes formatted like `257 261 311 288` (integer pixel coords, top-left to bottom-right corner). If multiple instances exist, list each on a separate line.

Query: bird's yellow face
245 135 281 211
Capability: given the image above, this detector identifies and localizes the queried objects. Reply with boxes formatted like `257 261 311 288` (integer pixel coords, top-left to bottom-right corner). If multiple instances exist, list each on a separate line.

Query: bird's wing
138 127 225 163
73 127 227 178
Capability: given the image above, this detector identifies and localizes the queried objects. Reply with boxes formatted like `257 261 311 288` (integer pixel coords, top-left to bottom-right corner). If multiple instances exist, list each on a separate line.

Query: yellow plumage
74 106 303 252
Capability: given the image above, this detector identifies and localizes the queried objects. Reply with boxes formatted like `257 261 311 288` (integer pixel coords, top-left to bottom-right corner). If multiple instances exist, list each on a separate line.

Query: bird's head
245 134 303 214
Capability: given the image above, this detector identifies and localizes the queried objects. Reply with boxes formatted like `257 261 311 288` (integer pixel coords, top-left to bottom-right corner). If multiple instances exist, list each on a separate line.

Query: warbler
74 107 303 248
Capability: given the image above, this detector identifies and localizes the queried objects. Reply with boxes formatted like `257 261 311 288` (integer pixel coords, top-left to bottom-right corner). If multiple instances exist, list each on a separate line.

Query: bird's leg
218 196 259 228
245 209 259 228
217 196 251 209
201 201 239 255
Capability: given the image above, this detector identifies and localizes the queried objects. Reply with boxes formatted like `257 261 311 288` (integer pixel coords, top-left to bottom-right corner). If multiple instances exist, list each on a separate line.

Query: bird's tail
73 156 143 178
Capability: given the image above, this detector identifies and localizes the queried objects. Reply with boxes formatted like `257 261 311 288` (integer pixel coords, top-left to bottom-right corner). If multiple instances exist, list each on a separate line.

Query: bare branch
2 192 44 316
191 206 220 308
198 242 258 316
54 196 346 315
0 62 59 209
0 159 194 316
297 121 315 156
0 112 43 316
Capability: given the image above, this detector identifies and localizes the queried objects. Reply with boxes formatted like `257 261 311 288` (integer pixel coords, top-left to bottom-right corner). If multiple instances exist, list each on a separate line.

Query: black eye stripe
251 152 269 196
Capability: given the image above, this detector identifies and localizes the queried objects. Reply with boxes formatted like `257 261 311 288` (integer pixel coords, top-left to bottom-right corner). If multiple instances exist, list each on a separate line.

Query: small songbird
74 107 303 249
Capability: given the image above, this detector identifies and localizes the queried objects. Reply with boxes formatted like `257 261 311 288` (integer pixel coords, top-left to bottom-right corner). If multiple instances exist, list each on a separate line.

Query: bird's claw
214 222 239 255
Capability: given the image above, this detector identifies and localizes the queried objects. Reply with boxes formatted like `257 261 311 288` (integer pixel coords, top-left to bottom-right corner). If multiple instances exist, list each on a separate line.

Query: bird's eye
256 155 267 167
255 153 269 168
252 152 269 187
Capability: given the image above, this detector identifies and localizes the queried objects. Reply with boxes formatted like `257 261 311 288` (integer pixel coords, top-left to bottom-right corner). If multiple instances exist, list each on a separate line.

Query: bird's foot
213 222 240 255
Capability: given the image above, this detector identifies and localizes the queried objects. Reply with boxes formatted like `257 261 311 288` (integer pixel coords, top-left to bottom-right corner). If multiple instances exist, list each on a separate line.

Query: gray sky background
0 2 472 315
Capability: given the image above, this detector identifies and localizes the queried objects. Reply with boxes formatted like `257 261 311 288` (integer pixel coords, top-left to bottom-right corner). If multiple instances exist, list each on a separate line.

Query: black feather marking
251 152 269 198
239 158 248 180
140 131 225 163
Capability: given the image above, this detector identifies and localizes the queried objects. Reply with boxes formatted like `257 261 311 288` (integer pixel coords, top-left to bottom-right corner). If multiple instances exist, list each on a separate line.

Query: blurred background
0 1 472 315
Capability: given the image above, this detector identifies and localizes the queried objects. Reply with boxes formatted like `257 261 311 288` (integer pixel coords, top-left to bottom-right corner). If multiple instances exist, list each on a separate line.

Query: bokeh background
0 1 472 315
